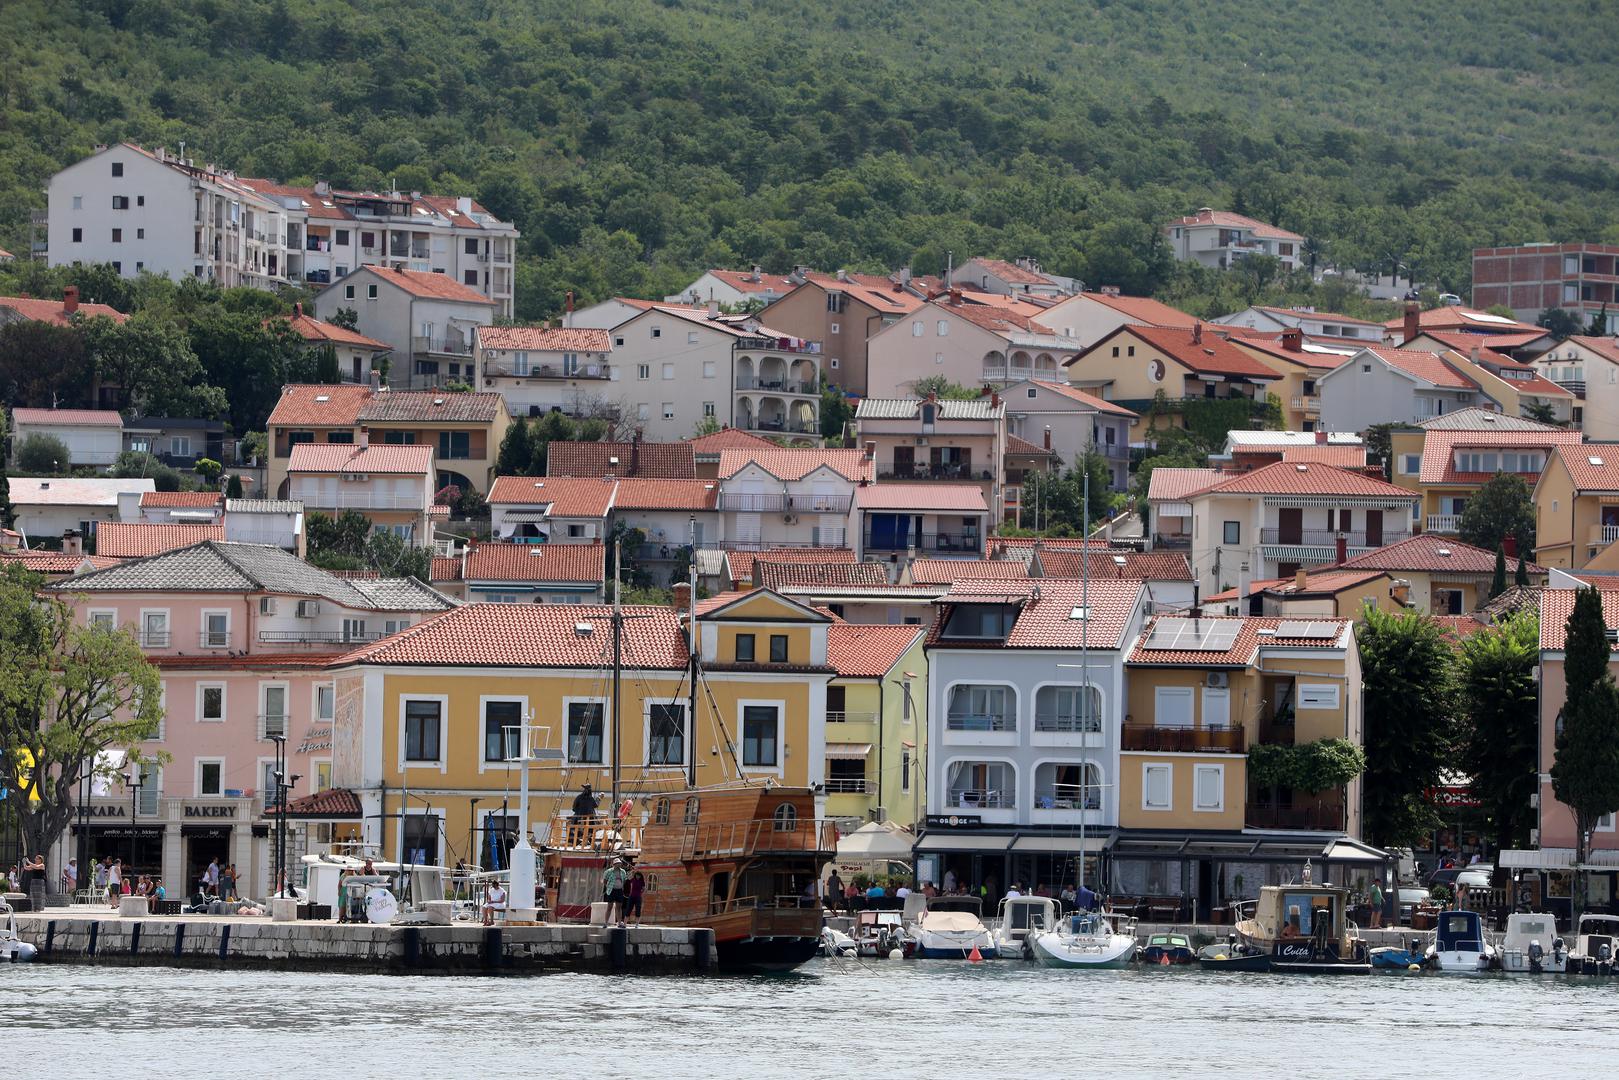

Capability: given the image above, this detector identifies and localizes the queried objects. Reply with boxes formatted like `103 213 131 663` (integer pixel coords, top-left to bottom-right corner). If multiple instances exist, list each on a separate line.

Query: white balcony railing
1425 514 1462 534
291 491 427 511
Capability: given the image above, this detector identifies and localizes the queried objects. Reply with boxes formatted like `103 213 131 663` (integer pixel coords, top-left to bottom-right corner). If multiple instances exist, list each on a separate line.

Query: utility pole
509 706 537 919
687 515 700 790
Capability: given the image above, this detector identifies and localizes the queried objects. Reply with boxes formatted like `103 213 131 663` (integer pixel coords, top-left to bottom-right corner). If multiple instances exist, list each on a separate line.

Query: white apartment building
714 448 871 550
1164 209 1304 272
866 295 1083 397
46 144 518 317
473 325 615 419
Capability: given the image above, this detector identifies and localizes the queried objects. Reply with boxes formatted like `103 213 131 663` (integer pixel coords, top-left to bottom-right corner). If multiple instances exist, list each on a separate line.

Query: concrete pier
12 911 711 975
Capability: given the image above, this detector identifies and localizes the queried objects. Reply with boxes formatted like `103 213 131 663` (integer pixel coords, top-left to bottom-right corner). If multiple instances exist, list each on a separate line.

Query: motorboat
911 896 997 959
851 908 908 957
1198 934 1269 972
1032 910 1138 969
992 895 1060 959
1369 940 1425 971
1569 913 1619 976
0 901 36 963
1139 931 1195 965
1499 913 1566 974
1425 909 1495 973
1235 884 1370 974
820 925 857 957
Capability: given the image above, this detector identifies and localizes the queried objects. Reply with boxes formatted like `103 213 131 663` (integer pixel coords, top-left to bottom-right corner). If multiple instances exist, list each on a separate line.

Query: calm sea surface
6 959 1614 1077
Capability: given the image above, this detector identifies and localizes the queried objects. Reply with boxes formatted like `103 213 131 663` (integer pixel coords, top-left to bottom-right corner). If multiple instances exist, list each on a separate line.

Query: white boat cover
921 910 983 933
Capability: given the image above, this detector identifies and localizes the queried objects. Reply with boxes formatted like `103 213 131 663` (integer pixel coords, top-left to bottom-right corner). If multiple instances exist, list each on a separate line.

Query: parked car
1398 886 1429 923
1439 293 1463 306
1428 864 1494 893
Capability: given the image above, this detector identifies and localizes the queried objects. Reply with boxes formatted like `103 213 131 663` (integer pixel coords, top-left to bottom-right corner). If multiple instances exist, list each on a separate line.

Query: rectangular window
901 750 912 793
465 238 478 254
1401 453 1421 475
72 227 83 243
261 685 287 739
735 633 756 663
651 326 662 339
637 364 650 380
89 610 117 631
702 360 715 379
112 195 129 210
567 702 605 764
111 228 122 243
1297 683 1341 710
769 634 788 663
1193 764 1225 812
742 705 779 768
199 684 225 722
202 611 229 647
830 322 840 334
648 703 685 766
912 321 924 337
463 270 478 286
1222 521 1240 545
136 229 144 240
73 195 83 210
198 760 222 797
337 229 350 245
316 684 335 722
315 761 333 793
662 363 675 380
637 403 650 420
1143 764 1172 810
112 161 124 177
937 320 949 336
141 610 169 647
662 402 675 420
345 285 355 300
703 401 716 417
483 700 523 763
438 431 471 459
404 700 442 762
367 284 378 300
402 815 439 866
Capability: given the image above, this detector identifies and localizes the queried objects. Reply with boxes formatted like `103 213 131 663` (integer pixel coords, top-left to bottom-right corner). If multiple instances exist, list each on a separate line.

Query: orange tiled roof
1262 569 1388 596
1550 444 1619 491
12 408 123 427
856 483 988 513
966 258 1053 286
430 556 462 583
476 326 612 352
931 578 1143 651
265 384 375 427
347 265 495 305
612 478 718 511
280 313 391 351
717 448 875 483
1337 533 1544 575
95 522 225 558
1005 433 1057 457
1191 461 1419 500
0 551 120 574
1073 293 1198 327
1564 335 1619 366
1279 445 1369 467
700 269 802 296
140 491 224 509
724 547 856 584
1127 614 1350 666
756 560 889 590
1147 467 1222 502
464 542 605 584
686 428 779 455
1028 381 1139 417
828 623 924 677
1230 334 1359 371
356 391 505 424
337 603 685 668
0 295 127 326
487 476 617 516
286 443 433 475
800 272 925 313
546 441 696 479
908 559 1030 585
944 300 1061 337
1038 549 1194 582
1167 209 1303 241
1385 308 1541 336
1417 428 1580 484
1087 325 1278 381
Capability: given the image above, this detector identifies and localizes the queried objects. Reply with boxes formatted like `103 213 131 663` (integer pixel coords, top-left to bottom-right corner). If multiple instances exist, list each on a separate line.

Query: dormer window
940 603 1018 640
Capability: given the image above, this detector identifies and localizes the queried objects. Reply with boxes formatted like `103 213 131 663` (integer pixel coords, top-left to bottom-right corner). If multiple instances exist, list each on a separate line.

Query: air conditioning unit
484 379 494 387
259 597 277 616
1206 671 1229 688
783 514 798 525
296 600 321 618
915 437 929 446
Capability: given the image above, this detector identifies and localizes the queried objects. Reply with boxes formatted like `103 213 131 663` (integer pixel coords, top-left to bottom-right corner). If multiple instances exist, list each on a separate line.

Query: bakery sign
298 725 333 754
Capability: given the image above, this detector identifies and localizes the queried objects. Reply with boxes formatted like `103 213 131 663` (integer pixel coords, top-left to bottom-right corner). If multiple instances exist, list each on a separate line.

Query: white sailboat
1030 910 1137 968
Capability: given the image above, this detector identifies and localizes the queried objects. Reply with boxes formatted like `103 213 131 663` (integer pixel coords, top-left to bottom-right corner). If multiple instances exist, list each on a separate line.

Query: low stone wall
14 915 711 975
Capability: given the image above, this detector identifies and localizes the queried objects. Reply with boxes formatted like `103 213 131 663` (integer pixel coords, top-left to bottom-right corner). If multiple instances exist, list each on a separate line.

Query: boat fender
968 945 983 963
1407 963 1420 972
1158 952 1170 966
888 948 903 960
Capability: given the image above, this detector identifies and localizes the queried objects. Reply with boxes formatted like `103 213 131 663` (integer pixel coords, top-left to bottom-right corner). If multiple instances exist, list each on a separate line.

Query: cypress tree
1489 542 1507 599
1514 551 1529 588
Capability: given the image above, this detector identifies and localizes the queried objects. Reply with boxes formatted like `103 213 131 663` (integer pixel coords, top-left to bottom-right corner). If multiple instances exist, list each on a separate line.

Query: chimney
1237 561 1251 612
863 440 876 460
1192 321 1203 344
631 431 641 475
62 285 79 315
369 368 381 392
61 529 83 558
358 426 369 448
1043 426 1052 451
1315 430 1328 444
1470 342 1482 364
707 299 720 319
900 267 912 285
1503 534 1518 558
990 391 1000 409
672 581 692 613
1403 303 1420 344
566 290 575 313
836 269 848 282
294 302 303 318
1335 534 1348 565
1281 327 1303 351
750 265 762 283
949 288 962 306
1294 567 1308 592
456 196 473 214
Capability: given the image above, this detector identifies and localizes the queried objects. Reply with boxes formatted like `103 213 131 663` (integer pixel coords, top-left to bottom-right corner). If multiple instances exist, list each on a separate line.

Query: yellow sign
15 748 40 804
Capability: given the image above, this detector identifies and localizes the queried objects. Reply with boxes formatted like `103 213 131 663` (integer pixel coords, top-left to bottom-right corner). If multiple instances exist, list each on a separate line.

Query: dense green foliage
494 411 615 476
1458 473 1536 553
305 509 433 580
1248 738 1366 796
4 0 1619 323
1458 613 1539 865
1551 588 1619 876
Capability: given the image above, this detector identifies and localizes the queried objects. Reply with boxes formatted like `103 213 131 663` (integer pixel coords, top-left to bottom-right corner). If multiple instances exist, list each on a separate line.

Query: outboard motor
1599 942 1613 975
1553 936 1567 968
1528 939 1544 974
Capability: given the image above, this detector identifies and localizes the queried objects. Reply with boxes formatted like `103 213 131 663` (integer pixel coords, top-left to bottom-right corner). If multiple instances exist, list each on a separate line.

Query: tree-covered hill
3 0 1618 319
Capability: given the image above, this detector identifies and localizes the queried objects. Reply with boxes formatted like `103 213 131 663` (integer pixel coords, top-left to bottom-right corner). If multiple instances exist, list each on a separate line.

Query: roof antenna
945 251 954 288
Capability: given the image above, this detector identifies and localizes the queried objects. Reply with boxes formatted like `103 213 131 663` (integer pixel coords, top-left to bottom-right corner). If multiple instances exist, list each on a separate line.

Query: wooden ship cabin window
683 797 700 825
655 797 671 825
773 803 798 831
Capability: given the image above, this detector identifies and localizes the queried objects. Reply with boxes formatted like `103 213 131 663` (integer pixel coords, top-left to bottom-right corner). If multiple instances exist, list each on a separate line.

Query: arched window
773 802 798 832
654 797 671 825
683 797 700 825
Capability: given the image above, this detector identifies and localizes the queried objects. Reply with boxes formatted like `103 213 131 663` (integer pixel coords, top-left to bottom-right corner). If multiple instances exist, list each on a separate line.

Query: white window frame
1401 453 1420 475
398 694 449 773
644 699 688 770
139 607 170 648
738 699 786 775
662 362 675 380
200 608 231 649
311 758 333 794
703 401 716 417
478 694 529 774
1297 683 1341 710
195 757 225 798
1154 686 1195 728
637 403 650 420
88 608 118 631
702 360 716 379
1142 763 1173 811
259 755 280 809
197 682 227 723
637 364 650 380
565 696 610 766
662 402 675 420
1193 764 1225 812
258 681 290 741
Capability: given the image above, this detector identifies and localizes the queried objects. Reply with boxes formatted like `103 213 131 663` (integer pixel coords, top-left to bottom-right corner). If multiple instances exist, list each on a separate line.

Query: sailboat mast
1079 467 1090 892
612 536 623 807
687 514 699 789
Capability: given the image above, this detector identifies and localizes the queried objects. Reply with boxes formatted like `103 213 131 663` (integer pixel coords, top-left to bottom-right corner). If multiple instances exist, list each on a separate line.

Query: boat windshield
1069 913 1104 935
1438 912 1483 951
1276 891 1337 938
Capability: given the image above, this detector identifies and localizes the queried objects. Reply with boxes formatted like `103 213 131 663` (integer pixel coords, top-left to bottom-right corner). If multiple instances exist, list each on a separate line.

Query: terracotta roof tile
487 476 617 516
930 578 1144 651
1262 569 1388 596
1016 381 1139 417
280 313 391 351
1166 209 1303 241
1539 588 1619 651
944 301 1062 337
827 623 925 677
464 542 605 584
1279 445 1369 467
1127 614 1350 665
1038 550 1194 582
1005 433 1057 457
1229 335 1358 370
1083 325 1279 381
1550 444 1619 491
546 441 696 479
96 522 225 558
698 269 802 296
340 266 495 305
724 547 856 584
0 551 120 574
1385 308 1541 335
1147 467 1222 502
1192 461 1419 500
756 560 888 589
355 391 504 424
1337 533 1544 575
264 787 362 819
430 556 462 582
286 443 433 475
475 326 612 352
1564 335 1619 366
266 384 375 427
908 559 1030 585
1417 428 1580 484
855 483 988 513
966 258 1054 286
686 428 779 456
140 491 224 509
611 478 719 511
1072 293 1198 327
0 296 127 326
718 448 875 483
12 408 124 427
339 603 685 668
798 272 925 313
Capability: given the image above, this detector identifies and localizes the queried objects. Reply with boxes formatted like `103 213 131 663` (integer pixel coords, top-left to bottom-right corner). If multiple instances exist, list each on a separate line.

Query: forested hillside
3 0 1618 319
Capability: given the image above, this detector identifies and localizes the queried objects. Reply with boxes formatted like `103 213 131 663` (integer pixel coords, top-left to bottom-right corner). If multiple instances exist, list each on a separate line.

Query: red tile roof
338 603 686 668
1336 533 1544 575
1254 306 1381 327
1070 293 1198 327
1082 325 1278 381
96 522 225 558
828 623 925 677
1166 209 1303 242
488 476 617 516
1005 433 1057 457
966 258 1053 286
286 443 433 475
1229 335 1358 371
944 301 1060 337
0 551 120 574
546 441 696 479
476 326 612 352
1191 461 1418 499
908 559 1030 585
1127 615 1350 666
1385 308 1541 336
264 787 362 819
612 478 719 511
355 391 505 424
430 556 462 583
266 384 375 427
799 272 925 313
1262 569 1388 596
347 266 495 305
756 560 889 589
724 547 856 584
280 313 391 350
0 295 127 326
1147 467 1222 502
1029 381 1140 417
1549 444 1619 491
699 269 802 296
140 491 224 509
686 428 779 456
718 448 875 483
1539 589 1619 651
1417 428 1580 484
1564 335 1619 366
1421 329 1550 353
464 542 605 584
1278 445 1369 467
856 483 988 513
12 408 124 428
931 578 1144 650
1039 549 1194 582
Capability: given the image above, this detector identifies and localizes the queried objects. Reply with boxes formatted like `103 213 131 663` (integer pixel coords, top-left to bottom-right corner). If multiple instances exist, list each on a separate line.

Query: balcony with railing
981 365 1066 384
826 711 878 726
824 778 870 795
1121 723 1245 753
1424 514 1461 535
1245 800 1345 831
258 630 383 646
863 530 983 555
137 630 171 648
945 710 1014 733
412 336 473 356
1289 395 1322 413
734 375 817 395
1587 523 1619 547
1034 711 1102 734
1259 527 1410 547
1033 783 1102 811
742 414 819 436
258 713 289 741
945 787 1014 809
196 631 232 650
290 490 428 512
877 463 992 483
484 361 610 380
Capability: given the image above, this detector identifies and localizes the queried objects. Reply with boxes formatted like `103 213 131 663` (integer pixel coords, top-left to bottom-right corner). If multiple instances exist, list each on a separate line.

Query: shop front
56 795 261 900
913 815 1113 900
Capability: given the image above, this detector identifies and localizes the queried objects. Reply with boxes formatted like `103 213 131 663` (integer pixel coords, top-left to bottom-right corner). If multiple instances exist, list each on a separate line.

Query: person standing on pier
106 858 123 908
603 857 628 927
204 858 221 898
625 868 645 927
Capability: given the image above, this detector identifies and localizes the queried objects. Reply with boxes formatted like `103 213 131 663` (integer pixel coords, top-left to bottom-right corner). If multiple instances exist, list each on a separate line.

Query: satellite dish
366 888 399 924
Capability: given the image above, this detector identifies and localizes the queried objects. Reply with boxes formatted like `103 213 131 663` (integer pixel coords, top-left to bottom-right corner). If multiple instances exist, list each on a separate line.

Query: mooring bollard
483 927 502 969
174 923 185 958
609 925 628 971
693 927 713 972
218 924 231 962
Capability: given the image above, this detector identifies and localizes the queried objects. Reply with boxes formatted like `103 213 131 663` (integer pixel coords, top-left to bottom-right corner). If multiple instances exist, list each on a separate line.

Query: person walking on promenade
826 871 844 912
603 857 629 927
106 858 123 908
1369 879 1384 928
62 858 78 897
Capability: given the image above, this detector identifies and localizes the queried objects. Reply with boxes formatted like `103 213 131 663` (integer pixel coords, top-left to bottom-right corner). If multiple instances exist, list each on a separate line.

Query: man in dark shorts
603 857 628 927
624 867 646 927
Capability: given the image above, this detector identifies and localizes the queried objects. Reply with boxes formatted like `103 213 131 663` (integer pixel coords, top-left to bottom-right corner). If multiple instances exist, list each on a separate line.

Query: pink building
46 540 454 897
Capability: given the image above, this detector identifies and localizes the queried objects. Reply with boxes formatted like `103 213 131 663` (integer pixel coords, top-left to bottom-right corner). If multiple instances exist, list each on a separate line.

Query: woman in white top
107 859 123 908
482 881 508 926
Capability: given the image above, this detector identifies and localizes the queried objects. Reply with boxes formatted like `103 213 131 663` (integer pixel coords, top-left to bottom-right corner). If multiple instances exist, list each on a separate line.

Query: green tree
1551 589 1619 909
305 510 374 564
1522 401 1559 425
14 434 72 475
1457 473 1535 552
0 564 163 866
225 474 244 499
82 313 225 419
0 321 92 409
496 418 536 476
363 530 433 581
1588 304 1608 336
327 308 360 331
1537 307 1584 339
1363 423 1399 481
314 343 341 384
1489 542 1507 600
1459 613 1541 877
820 375 852 441
0 466 11 529
910 376 981 400
691 416 722 437
111 451 181 492
1358 607 1458 847
1515 551 1529 587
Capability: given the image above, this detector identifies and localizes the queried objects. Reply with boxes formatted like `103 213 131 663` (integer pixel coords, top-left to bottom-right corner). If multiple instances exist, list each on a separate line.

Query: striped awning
825 743 873 759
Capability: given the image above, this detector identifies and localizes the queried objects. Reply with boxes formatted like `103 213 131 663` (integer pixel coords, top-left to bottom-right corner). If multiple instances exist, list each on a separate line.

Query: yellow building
1534 443 1619 570
824 623 928 831
328 590 832 866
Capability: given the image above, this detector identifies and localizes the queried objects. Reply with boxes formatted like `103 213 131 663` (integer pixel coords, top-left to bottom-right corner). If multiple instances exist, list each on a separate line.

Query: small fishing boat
1369 941 1425 971
820 925 857 957
911 896 997 959
1032 910 1138 969
1498 913 1566 974
992 895 1060 959
851 908 908 957
1568 914 1619 976
1139 931 1195 965
0 901 37 963
1425 909 1495 973
1235 884 1370 974
1198 934 1269 972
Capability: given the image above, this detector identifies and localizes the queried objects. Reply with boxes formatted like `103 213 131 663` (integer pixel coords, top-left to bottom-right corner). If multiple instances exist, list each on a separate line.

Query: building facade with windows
865 295 1084 399
43 541 453 899
756 271 925 396
285 442 435 545
1472 242 1619 325
472 325 615 420
1536 590 1619 860
822 624 928 832
314 266 497 390
854 395 1006 518
1163 209 1304 272
11 408 125 470
714 448 872 551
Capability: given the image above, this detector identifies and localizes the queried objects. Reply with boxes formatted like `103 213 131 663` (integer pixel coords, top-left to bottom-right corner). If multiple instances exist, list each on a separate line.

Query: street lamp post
125 766 142 878
269 735 286 898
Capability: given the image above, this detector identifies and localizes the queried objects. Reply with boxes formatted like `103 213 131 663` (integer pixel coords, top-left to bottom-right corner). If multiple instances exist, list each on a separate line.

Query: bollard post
130 923 141 956
693 927 713 972
88 921 99 957
45 920 56 955
402 926 421 969
610 925 628 971
218 924 231 962
483 927 502 969
174 923 186 958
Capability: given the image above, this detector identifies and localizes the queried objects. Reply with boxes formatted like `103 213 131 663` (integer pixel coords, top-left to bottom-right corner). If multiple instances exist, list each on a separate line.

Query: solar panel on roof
1142 617 1242 651
1275 620 1340 640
